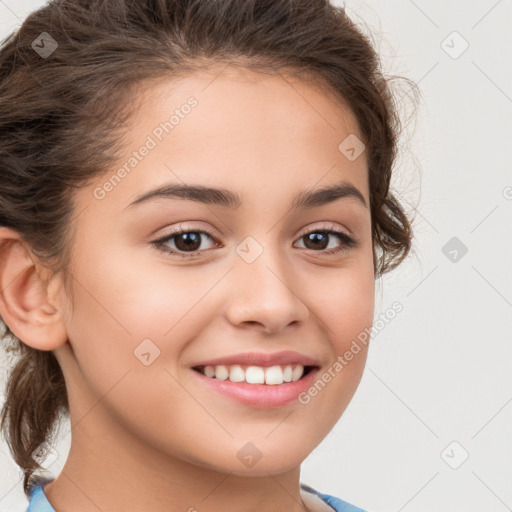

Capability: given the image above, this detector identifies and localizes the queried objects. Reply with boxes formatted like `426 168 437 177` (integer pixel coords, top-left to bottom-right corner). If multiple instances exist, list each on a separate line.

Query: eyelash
151 224 357 259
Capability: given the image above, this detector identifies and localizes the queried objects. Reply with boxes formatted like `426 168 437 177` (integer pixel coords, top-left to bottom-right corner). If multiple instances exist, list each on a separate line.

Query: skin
0 64 374 512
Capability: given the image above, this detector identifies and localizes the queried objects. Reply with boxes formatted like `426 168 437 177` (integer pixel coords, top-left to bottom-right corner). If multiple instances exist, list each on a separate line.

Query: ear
0 227 68 350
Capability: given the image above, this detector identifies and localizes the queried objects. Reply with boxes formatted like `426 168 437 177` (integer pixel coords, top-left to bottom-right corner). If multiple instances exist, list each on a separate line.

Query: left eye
294 229 356 254
151 227 357 258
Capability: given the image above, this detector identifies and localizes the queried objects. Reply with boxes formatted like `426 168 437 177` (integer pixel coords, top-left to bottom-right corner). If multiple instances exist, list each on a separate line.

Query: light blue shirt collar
27 479 367 512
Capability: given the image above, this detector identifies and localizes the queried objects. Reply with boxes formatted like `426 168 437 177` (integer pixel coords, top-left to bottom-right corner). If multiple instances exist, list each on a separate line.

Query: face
53 64 374 477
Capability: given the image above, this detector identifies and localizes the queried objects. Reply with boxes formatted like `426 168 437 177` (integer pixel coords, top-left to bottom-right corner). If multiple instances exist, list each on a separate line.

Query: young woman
0 0 416 510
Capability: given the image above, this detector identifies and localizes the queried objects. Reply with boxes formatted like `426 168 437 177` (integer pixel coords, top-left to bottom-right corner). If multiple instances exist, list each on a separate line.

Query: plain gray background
1 1 511 511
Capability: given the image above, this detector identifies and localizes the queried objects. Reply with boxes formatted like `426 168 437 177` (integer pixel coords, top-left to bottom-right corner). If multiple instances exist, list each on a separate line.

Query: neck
43 398 311 512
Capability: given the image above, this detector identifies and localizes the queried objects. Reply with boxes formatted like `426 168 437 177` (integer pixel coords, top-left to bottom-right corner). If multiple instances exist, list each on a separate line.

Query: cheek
306 253 375 352
68 238 203 336
62 244 224 411
329 270 375 352
315 276 374 412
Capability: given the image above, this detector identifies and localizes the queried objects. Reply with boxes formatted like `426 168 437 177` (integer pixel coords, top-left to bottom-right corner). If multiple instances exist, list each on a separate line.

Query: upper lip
191 350 320 368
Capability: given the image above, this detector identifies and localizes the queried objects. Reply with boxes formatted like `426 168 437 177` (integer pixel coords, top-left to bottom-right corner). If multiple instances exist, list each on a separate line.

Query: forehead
142 63 363 148
80 64 369 215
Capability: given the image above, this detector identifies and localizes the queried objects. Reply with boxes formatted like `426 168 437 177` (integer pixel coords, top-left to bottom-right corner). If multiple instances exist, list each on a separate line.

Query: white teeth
204 365 215 378
229 365 245 382
291 364 304 382
245 366 265 384
214 365 229 381
200 363 306 384
265 365 284 385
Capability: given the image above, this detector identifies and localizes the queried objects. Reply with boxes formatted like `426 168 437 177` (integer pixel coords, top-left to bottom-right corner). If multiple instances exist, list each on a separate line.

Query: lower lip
191 367 320 408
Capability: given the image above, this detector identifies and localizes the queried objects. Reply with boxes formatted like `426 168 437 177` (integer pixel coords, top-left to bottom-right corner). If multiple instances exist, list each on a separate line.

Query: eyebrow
125 180 367 211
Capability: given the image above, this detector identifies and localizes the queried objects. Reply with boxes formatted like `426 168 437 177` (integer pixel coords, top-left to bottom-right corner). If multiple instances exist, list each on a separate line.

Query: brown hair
0 0 418 496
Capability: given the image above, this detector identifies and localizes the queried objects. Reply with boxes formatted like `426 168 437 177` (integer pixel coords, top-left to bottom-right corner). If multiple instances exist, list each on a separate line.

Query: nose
224 244 310 334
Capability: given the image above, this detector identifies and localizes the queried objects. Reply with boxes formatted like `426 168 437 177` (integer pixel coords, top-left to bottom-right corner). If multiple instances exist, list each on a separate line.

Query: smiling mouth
192 364 317 385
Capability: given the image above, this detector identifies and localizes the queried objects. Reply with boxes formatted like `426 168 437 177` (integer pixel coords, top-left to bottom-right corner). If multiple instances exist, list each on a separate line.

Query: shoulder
318 491 369 512
26 478 56 512
301 482 369 512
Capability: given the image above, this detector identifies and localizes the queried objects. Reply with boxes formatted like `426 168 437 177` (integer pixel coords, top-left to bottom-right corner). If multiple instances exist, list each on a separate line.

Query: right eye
151 227 219 258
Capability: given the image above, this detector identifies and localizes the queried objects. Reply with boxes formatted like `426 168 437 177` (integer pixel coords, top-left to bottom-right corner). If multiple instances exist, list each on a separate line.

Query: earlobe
0 227 68 351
